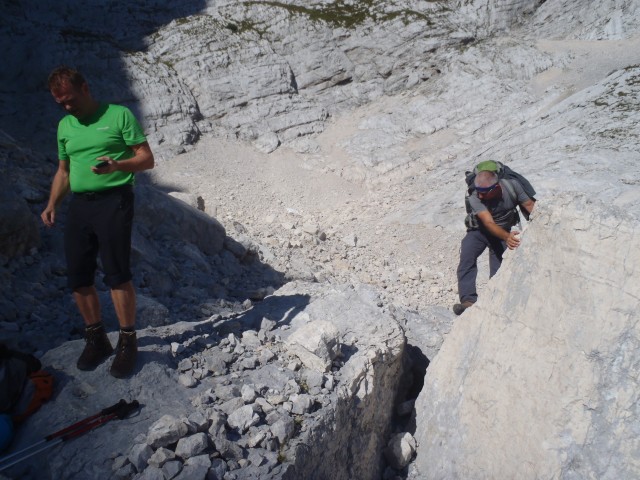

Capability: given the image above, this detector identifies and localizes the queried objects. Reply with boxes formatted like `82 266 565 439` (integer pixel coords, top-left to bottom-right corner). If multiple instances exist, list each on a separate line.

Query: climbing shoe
452 301 475 316
77 322 114 371
110 330 137 379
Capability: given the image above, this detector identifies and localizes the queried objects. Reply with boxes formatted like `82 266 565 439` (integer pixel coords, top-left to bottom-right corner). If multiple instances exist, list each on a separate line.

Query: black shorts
64 185 134 289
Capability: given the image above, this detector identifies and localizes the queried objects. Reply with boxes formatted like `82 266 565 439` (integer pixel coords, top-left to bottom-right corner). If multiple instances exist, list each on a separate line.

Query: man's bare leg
74 285 113 370
110 280 136 328
110 280 138 378
73 285 102 326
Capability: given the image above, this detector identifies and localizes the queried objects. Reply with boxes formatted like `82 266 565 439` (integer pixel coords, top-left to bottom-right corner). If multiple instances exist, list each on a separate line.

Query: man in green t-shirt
41 66 154 378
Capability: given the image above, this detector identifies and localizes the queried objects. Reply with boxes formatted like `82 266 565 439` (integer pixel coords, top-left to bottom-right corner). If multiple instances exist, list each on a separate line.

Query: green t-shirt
57 103 147 193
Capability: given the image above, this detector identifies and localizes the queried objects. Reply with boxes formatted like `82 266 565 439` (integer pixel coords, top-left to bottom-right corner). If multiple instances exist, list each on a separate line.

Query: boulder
414 199 640 479
285 320 340 372
0 180 39 258
384 432 416 470
146 415 189 449
135 185 225 256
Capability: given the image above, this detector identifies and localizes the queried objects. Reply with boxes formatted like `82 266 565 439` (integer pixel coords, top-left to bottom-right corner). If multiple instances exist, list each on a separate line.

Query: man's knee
104 272 132 289
68 275 95 290
72 285 95 295
110 280 134 291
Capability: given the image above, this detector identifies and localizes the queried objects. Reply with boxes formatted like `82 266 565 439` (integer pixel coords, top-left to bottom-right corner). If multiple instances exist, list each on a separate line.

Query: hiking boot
110 330 137 379
453 301 475 316
77 323 114 371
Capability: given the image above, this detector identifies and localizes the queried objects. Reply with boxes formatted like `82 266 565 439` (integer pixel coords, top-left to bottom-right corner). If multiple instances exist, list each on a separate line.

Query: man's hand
506 230 521 250
42 160 71 226
92 157 116 174
101 143 154 174
41 205 56 227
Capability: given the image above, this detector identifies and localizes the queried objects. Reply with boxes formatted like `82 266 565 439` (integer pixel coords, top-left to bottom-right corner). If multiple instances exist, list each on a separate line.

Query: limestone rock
136 465 164 480
270 415 295 445
289 393 314 415
136 294 170 328
135 184 225 256
146 415 189 449
254 132 280 153
413 200 640 479
161 460 183 479
275 283 405 480
7 3 637 479
384 432 416 470
128 443 153 473
173 454 211 480
285 320 340 372
147 447 175 468
185 412 209 434
174 433 208 460
241 384 258 403
227 404 260 433
168 191 205 212
0 181 39 259
208 458 228 480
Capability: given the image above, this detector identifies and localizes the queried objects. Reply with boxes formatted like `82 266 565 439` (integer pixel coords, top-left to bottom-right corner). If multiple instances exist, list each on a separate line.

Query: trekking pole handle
101 399 128 416
42 399 128 441
62 400 139 441
113 399 139 419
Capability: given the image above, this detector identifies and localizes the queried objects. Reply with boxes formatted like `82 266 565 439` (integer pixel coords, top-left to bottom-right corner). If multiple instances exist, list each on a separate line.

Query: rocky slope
2 0 640 479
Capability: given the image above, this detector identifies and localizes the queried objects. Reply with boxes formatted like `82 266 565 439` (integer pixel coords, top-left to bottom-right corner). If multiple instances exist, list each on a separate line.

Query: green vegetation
277 447 287 463
247 0 376 28
298 379 309 393
384 8 434 26
179 15 222 37
224 20 264 35
160 59 175 70
244 0 437 29
596 127 639 142
625 73 640 86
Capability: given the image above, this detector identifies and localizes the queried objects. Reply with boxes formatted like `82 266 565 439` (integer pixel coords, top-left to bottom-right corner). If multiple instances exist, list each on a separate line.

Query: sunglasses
475 183 499 194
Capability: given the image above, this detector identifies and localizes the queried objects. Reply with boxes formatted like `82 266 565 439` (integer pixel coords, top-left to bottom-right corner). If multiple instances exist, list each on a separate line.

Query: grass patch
245 1 440 28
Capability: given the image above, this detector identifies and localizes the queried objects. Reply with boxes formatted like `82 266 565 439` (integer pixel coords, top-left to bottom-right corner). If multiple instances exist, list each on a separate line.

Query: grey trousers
456 229 506 304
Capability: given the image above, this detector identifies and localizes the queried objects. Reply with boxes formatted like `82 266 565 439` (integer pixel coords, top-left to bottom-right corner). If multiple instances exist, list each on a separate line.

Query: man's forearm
113 153 154 172
47 170 70 208
484 222 509 241
477 211 509 240
113 142 154 173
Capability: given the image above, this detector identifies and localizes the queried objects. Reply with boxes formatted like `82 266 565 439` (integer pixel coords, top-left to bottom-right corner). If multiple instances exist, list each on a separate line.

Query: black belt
73 184 132 200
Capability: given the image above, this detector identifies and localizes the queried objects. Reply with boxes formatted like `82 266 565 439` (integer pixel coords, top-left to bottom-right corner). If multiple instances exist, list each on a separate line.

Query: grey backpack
464 161 536 230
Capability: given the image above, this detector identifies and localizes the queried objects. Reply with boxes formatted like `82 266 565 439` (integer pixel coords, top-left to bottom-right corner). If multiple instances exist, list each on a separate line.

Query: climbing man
453 160 536 315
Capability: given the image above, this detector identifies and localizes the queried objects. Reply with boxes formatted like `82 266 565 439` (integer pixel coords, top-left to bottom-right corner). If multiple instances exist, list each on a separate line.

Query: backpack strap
500 179 518 204
501 178 530 225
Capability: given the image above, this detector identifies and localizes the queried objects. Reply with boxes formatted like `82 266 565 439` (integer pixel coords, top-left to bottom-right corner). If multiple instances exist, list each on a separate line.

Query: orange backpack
0 345 53 425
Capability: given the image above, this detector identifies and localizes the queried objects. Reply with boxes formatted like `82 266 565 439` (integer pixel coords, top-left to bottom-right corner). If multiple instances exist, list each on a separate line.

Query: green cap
476 160 499 172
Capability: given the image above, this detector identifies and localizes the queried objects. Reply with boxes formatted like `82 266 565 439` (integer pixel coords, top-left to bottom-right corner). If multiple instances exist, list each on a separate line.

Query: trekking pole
0 399 139 472
0 399 128 465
